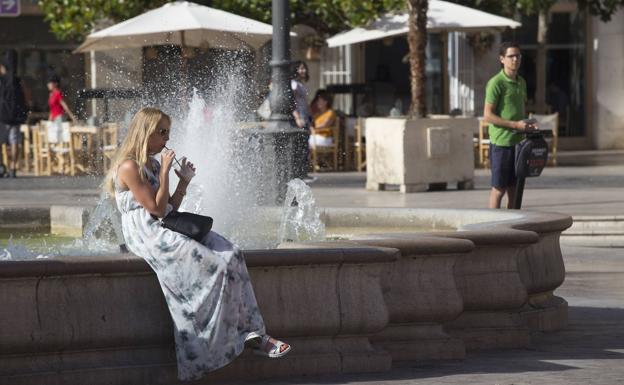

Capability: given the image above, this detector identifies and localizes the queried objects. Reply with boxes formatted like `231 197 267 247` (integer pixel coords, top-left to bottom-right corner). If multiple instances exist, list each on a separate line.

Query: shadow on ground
243 306 624 385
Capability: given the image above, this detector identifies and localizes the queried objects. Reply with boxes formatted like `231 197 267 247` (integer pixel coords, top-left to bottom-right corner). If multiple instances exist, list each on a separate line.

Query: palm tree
406 0 428 118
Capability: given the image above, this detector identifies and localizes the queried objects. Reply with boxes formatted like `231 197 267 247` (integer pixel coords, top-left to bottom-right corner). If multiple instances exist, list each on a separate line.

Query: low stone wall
0 246 398 384
0 208 572 384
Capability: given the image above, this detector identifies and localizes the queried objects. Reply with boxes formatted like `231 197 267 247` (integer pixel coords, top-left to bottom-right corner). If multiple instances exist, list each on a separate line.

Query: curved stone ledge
0 207 572 384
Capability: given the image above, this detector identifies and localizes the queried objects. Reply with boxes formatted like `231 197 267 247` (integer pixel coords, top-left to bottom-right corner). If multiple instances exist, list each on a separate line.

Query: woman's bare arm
292 110 305 128
168 179 189 211
117 159 170 217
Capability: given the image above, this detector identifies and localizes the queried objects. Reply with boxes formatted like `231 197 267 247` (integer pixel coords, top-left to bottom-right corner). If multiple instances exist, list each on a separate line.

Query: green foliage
449 0 624 21
38 0 168 40
192 0 406 34
444 0 516 17
39 0 405 41
577 0 624 21
38 0 624 41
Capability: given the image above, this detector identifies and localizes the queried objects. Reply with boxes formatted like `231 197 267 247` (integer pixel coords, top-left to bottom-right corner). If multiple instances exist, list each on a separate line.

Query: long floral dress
114 159 266 381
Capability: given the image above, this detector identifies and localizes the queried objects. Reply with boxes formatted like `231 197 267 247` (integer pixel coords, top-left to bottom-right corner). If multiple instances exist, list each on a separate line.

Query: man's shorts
490 143 517 188
0 123 21 145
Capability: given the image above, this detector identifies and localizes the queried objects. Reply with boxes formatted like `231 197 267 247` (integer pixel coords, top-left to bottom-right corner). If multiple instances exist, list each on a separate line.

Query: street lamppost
268 0 294 122
263 0 308 202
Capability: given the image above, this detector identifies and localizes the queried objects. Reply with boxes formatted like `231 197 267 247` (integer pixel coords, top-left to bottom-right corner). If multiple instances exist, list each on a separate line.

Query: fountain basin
0 207 572 384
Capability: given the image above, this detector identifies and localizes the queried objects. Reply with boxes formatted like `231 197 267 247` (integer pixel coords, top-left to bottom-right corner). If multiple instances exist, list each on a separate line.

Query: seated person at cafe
309 89 336 147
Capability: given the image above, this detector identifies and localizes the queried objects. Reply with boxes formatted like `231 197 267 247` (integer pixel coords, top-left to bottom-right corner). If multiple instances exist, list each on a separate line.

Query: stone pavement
2 149 624 215
1 150 624 384
309 150 624 216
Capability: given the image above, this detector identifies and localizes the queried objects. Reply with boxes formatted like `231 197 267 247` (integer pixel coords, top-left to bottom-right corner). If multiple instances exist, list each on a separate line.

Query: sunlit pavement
1 150 624 384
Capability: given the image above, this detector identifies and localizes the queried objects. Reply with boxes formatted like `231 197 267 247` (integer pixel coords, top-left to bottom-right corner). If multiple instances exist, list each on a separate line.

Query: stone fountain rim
0 207 572 278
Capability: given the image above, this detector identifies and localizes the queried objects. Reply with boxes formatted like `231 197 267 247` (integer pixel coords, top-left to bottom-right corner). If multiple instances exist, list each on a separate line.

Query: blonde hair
103 107 170 197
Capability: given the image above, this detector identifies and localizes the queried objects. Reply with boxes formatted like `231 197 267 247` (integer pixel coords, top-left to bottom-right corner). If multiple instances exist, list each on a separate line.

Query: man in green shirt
484 42 536 209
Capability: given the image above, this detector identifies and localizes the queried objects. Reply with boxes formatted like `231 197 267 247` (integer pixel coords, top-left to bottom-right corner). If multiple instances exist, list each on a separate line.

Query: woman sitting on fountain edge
102 107 291 381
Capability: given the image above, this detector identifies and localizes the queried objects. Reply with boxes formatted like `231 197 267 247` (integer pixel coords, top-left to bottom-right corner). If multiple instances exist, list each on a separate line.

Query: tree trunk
535 9 548 114
407 0 428 118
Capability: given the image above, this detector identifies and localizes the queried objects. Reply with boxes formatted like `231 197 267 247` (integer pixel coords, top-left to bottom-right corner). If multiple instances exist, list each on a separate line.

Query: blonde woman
103 107 290 381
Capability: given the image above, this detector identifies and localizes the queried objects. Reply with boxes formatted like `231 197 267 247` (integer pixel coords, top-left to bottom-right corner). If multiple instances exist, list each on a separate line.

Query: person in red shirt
47 75 76 123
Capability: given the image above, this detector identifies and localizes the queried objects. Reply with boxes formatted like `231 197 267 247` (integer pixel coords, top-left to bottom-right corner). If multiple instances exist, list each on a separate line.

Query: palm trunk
407 0 428 118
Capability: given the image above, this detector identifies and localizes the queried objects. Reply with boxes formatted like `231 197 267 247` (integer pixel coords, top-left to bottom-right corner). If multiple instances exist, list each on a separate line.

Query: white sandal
252 335 291 358
245 331 262 343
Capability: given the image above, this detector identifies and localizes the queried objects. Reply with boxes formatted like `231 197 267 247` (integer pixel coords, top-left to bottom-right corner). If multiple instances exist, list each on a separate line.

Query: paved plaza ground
2 149 624 215
1 149 624 384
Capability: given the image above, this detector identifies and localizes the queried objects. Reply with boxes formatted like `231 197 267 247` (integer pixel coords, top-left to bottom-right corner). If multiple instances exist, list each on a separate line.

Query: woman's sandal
248 334 291 358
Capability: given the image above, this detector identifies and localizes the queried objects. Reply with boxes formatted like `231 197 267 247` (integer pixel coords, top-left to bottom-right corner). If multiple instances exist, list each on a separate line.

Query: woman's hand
174 156 196 183
160 149 176 176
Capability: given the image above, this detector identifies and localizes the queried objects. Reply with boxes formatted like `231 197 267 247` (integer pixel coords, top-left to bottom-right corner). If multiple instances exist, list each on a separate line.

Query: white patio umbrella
326 0 521 47
74 1 275 53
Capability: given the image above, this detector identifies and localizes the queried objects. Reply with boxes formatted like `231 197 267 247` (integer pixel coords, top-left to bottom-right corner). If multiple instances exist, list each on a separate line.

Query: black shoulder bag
161 211 213 242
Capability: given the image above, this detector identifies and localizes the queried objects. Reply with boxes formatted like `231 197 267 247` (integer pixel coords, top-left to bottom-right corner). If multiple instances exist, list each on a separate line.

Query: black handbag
161 211 213 242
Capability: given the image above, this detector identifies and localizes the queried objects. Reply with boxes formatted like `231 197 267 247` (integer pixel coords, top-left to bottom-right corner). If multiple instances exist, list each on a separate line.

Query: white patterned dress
114 159 266 381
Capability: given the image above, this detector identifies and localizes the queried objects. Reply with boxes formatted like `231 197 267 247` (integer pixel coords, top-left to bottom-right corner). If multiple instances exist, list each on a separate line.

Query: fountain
0 192 572 385
0 0 572 381
0 88 572 383
0 82 572 385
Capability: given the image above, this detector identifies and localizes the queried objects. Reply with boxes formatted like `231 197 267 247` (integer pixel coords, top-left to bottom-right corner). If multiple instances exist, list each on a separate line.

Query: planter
365 116 477 193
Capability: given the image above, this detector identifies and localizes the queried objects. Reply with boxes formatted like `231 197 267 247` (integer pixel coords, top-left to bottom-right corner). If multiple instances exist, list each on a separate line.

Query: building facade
0 0 85 118
319 2 624 150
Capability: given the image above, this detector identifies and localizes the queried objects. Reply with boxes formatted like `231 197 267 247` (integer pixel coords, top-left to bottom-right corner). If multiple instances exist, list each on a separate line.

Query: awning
327 0 521 48
75 1 277 53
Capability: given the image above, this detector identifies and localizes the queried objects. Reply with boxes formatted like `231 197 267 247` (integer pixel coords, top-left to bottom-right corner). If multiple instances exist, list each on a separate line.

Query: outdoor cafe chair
32 120 76 176
475 117 490 168
49 121 75 175
32 123 52 176
0 143 6 170
310 119 341 171
100 123 119 172
529 112 559 166
69 125 100 175
20 124 34 173
352 117 366 171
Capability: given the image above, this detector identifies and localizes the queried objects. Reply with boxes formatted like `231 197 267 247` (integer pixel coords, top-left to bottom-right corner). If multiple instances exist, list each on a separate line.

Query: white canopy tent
323 0 521 116
75 1 276 53
326 0 521 48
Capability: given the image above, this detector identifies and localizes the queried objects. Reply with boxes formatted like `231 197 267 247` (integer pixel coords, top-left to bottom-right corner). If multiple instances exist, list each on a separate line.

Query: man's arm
483 103 531 131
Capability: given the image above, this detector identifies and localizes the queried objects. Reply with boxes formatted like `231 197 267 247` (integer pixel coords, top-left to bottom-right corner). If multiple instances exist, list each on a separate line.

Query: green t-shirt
485 69 527 147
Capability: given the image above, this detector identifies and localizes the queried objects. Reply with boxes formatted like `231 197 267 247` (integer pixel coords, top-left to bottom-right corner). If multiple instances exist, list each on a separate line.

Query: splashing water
0 47 330 259
0 237 49 261
2 59 326 258
166 89 285 249
278 179 325 244
82 192 126 249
